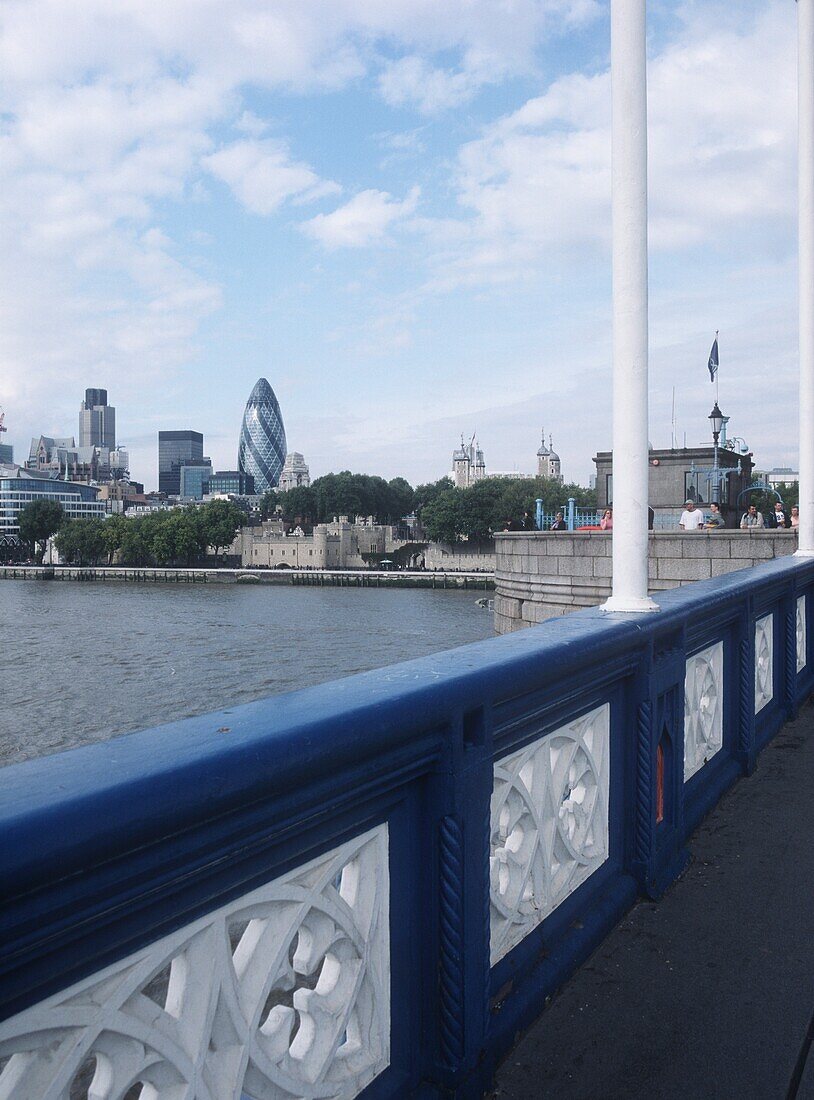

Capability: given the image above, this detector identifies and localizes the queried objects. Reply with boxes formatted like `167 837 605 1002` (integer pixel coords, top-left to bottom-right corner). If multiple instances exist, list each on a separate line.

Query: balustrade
1 556 812 1099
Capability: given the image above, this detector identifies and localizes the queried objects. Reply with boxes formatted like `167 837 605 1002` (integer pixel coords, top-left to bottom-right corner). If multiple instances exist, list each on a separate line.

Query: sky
0 0 803 491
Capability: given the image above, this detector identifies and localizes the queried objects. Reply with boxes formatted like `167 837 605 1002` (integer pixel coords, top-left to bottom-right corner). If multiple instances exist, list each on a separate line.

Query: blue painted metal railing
0 556 812 1098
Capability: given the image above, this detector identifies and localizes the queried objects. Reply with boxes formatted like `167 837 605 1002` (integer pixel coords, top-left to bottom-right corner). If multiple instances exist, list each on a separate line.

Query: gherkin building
238 378 287 493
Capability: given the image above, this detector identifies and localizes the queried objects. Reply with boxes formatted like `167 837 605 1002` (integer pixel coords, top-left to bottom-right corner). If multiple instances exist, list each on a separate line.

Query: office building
79 388 116 450
0 444 13 464
0 463 106 541
158 431 204 496
179 461 214 501
207 470 255 496
238 379 287 494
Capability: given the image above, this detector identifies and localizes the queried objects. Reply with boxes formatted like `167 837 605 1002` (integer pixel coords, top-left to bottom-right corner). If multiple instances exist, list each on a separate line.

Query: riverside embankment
0 565 494 589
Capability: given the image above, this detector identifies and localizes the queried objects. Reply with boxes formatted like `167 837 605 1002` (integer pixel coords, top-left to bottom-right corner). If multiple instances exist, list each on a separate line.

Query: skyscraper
79 388 116 449
238 378 286 494
158 430 204 496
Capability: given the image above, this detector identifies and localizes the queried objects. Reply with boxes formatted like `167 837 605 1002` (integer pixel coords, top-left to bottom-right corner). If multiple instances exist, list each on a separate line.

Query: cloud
302 186 420 249
379 56 489 114
428 2 795 288
203 138 339 215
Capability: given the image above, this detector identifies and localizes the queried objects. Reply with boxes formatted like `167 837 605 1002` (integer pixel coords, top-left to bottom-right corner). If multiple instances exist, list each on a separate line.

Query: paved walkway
493 700 814 1100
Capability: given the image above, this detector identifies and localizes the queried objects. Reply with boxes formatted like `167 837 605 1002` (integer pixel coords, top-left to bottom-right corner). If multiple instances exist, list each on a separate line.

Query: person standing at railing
550 511 567 531
740 504 765 529
765 502 792 529
704 502 725 529
679 499 704 531
792 506 800 529
600 508 613 530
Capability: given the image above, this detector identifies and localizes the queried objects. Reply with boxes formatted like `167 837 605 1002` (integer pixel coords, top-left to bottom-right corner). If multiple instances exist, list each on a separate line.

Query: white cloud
302 186 420 248
379 56 489 114
203 138 339 215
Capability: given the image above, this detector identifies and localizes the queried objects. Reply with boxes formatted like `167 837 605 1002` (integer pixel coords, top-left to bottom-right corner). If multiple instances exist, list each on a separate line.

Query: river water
1 581 495 768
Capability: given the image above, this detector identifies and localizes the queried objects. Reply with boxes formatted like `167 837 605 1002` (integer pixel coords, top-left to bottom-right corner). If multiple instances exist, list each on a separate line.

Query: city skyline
0 1 800 488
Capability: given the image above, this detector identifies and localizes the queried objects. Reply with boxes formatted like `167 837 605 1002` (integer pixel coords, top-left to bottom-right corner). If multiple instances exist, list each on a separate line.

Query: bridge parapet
0 556 812 1098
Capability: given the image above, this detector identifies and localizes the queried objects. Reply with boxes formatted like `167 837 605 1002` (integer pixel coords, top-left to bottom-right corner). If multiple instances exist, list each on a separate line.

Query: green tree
197 499 245 556
278 486 318 524
386 477 414 522
119 516 154 565
18 499 64 564
259 490 279 519
420 489 463 544
54 518 106 565
414 477 453 516
100 514 129 565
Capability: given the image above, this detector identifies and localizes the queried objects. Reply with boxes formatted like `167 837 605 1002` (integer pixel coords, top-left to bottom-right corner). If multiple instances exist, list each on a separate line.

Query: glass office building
207 470 255 496
0 464 106 539
238 379 286 494
79 388 116 449
158 431 204 496
179 462 213 500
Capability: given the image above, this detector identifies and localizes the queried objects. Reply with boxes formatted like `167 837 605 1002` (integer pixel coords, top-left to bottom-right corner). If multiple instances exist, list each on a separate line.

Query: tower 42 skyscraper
238 378 287 494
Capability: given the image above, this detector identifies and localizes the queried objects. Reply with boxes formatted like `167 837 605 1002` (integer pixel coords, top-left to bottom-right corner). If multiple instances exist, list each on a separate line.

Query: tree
386 477 414 522
54 518 105 565
414 477 453 517
259 490 279 519
197 499 245 556
100 514 129 565
420 490 463 544
278 486 318 524
18 499 64 564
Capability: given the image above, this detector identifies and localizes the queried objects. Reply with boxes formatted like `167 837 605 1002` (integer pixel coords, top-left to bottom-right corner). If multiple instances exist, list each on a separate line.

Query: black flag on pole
708 335 719 382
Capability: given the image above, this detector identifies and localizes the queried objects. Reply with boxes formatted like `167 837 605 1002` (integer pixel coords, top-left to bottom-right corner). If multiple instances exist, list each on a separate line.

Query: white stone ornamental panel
0 825 390 1100
490 703 610 966
797 595 807 674
755 613 774 714
684 641 724 782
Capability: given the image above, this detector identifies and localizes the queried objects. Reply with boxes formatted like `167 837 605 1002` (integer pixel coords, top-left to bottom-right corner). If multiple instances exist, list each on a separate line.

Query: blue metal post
535 498 543 530
567 497 576 531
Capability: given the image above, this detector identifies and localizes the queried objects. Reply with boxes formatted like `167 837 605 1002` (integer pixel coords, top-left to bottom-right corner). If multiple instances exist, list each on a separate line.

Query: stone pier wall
495 530 798 633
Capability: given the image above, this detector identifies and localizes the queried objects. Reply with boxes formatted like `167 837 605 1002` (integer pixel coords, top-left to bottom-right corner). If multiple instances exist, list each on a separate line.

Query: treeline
259 469 596 543
260 471 415 526
419 477 597 544
17 499 245 566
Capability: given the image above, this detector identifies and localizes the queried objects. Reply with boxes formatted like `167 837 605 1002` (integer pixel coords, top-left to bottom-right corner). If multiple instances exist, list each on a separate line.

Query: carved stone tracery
489 703 610 965
684 641 724 782
0 826 390 1100
755 614 774 714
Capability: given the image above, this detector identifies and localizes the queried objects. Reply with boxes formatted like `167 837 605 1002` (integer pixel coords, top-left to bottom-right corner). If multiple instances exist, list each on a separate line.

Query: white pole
798 0 814 556
603 0 659 611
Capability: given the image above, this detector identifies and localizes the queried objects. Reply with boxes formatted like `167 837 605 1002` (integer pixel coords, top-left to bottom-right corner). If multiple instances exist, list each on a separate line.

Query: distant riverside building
593 446 755 527
452 435 486 488
25 434 128 485
0 443 14 464
179 460 214 501
0 463 106 540
277 452 311 492
765 467 799 488
158 431 204 496
79 388 116 450
537 431 563 482
238 378 287 494
207 470 255 496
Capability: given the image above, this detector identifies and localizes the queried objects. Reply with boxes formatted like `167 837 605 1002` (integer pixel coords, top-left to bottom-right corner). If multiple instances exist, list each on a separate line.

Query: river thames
1 581 495 767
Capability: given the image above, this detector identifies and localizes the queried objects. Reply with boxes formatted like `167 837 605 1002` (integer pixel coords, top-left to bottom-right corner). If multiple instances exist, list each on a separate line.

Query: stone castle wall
495 530 798 633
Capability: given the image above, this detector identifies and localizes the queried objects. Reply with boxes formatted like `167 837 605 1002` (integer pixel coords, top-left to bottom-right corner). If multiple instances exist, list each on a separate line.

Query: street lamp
708 402 726 503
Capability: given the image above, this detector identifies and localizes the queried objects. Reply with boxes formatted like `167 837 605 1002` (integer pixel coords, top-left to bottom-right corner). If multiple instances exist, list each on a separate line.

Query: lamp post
799 0 814 554
708 402 725 504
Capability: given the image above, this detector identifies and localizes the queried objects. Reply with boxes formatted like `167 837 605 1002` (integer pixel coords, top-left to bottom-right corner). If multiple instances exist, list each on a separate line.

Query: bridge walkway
493 699 814 1100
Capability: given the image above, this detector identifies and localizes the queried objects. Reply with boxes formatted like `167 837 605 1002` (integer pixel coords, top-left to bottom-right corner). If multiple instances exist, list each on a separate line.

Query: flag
708 335 719 382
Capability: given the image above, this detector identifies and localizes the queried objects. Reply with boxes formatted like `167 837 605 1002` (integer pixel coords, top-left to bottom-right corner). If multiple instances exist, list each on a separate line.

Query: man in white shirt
679 499 705 531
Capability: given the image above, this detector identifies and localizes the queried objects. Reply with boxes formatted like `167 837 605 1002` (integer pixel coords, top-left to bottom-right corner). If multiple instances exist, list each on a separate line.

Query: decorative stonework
755 614 774 714
797 596 807 674
684 642 724 781
489 703 610 965
0 826 390 1100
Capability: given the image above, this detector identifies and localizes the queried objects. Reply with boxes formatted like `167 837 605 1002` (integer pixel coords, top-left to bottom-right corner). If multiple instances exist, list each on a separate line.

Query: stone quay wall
495 530 799 633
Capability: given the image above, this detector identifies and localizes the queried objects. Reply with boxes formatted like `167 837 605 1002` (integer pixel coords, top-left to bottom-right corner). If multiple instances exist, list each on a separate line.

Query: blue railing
0 555 812 1098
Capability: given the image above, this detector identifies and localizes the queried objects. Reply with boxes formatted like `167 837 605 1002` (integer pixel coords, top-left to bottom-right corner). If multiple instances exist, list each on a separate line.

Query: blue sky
0 0 800 490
